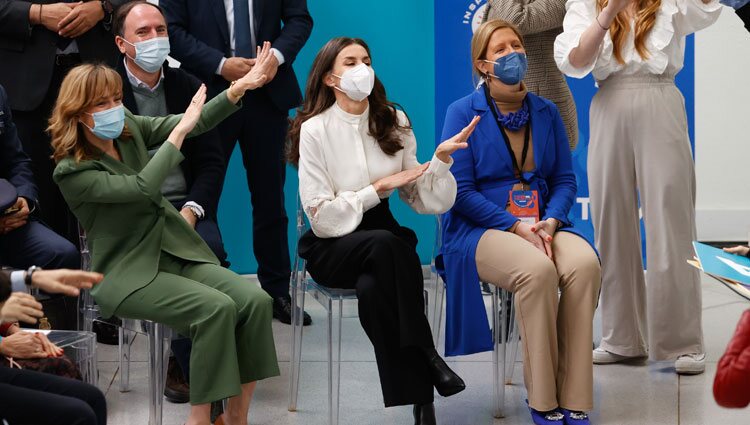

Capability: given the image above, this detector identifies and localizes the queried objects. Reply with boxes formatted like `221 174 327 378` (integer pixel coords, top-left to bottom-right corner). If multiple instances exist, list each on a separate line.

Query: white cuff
270 48 286 65
427 154 453 176
215 57 227 76
10 271 26 293
182 201 205 219
356 185 381 211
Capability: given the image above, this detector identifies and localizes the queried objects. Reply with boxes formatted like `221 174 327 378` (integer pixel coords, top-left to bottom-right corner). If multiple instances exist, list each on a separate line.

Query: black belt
55 53 81 67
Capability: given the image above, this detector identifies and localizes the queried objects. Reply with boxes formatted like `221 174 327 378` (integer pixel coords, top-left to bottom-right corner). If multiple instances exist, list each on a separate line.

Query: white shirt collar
123 58 164 92
332 101 369 125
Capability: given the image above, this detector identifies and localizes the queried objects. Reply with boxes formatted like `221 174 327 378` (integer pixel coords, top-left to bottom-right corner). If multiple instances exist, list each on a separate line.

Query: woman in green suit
50 43 280 425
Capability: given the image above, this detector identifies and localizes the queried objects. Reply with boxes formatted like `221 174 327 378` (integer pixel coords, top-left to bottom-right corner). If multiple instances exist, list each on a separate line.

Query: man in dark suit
111 0 230 404
162 0 313 325
0 0 125 243
0 84 78 272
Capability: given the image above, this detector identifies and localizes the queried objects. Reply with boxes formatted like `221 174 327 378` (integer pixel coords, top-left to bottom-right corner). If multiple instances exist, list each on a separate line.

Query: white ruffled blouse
554 0 722 81
298 103 457 238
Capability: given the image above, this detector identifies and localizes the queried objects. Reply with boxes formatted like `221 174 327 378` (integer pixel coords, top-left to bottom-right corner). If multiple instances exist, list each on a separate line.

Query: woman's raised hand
435 116 480 163
373 163 430 196
174 84 208 137
234 41 273 93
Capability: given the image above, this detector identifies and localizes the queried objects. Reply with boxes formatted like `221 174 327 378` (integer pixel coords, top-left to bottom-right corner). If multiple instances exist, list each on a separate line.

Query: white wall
695 9 750 242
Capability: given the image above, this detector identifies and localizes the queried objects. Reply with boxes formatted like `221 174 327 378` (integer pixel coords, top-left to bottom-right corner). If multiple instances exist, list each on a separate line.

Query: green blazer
53 90 240 318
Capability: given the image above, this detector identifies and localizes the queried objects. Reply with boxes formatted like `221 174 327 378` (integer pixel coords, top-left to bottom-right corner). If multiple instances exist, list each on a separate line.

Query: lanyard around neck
483 83 530 184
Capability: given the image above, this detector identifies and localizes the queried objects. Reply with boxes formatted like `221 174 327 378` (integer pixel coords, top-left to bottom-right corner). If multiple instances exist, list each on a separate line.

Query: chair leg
423 289 429 317
506 308 521 385
148 322 168 425
432 279 445 347
119 322 134 392
492 287 508 418
327 297 343 425
289 270 307 411
84 336 98 386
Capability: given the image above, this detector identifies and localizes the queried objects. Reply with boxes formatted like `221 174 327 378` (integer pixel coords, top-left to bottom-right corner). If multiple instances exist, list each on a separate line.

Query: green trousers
115 252 280 404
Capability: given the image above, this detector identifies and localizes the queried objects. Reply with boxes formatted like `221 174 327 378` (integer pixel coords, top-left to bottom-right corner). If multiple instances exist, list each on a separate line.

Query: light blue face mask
83 105 125 140
123 36 170 73
484 52 528 85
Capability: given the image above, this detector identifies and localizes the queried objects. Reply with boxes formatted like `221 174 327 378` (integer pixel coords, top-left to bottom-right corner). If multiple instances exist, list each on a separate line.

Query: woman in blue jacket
439 20 600 425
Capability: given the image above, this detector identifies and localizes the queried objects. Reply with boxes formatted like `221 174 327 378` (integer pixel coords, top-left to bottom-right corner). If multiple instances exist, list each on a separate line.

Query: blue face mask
484 52 528 85
83 105 125 140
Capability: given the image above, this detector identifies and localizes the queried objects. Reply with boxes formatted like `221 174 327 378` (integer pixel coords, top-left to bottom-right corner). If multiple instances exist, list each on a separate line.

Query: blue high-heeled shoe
526 400 564 425
560 408 591 425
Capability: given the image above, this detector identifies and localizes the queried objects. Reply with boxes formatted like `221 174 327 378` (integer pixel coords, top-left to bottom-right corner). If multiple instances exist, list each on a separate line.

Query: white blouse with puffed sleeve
298 102 457 238
554 0 721 81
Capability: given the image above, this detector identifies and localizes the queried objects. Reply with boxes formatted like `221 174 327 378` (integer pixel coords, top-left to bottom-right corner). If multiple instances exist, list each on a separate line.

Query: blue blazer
437 87 592 357
0 85 36 205
161 0 312 112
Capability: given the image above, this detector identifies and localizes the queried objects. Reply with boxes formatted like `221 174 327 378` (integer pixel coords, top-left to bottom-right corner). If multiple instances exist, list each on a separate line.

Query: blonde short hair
48 63 128 163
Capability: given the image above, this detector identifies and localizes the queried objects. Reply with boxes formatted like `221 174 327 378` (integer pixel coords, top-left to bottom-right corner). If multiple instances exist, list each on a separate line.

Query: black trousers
13 55 82 244
0 366 106 425
299 200 435 407
216 89 289 299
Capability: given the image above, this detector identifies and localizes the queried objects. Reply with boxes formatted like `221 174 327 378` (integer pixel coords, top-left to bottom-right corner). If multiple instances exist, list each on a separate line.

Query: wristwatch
100 0 114 27
24 265 41 287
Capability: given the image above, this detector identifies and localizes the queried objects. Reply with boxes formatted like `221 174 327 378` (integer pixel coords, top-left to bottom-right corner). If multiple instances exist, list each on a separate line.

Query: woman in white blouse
287 37 479 425
289 37 478 424
554 0 721 375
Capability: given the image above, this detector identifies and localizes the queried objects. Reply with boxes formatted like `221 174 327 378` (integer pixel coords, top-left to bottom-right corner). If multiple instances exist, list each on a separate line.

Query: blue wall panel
218 1 437 273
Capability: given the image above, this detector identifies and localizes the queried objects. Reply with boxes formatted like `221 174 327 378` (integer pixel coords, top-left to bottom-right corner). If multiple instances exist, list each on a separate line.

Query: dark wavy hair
287 37 410 166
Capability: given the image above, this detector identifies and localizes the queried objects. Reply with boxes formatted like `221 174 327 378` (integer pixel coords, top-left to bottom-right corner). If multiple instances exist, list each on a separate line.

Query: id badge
507 190 540 224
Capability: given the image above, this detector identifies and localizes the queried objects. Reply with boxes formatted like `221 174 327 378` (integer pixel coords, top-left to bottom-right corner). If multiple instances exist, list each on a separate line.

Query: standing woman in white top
287 37 479 424
554 0 721 374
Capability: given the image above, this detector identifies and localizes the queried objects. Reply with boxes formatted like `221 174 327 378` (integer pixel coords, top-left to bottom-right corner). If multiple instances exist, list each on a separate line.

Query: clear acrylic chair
78 225 171 425
288 198 428 425
431 216 521 418
47 330 98 386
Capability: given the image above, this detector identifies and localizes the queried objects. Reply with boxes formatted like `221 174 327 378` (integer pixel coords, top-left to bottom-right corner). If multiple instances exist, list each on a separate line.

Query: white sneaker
675 353 706 375
592 347 641 364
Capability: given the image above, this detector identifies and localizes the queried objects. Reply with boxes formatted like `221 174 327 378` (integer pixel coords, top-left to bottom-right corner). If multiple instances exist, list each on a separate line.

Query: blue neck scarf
496 102 529 132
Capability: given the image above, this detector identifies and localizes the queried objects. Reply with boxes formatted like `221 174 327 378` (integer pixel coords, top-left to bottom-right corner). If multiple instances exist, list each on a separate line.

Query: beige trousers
589 74 704 361
476 230 601 412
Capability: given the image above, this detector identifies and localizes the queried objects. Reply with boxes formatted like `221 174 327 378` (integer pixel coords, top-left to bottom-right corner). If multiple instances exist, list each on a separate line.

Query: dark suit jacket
738 3 750 32
0 84 37 204
161 0 312 112
116 60 226 217
0 0 127 111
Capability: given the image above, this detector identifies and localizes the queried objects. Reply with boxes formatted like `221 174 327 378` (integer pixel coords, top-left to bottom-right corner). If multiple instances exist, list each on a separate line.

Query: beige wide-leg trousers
589 74 704 361
476 230 600 411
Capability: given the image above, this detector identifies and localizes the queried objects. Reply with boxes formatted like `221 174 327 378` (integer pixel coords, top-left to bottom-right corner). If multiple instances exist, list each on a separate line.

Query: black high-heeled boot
413 403 437 425
423 347 466 397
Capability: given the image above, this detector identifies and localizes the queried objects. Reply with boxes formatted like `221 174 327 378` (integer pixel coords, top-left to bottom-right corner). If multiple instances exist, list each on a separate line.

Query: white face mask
332 63 375 102
123 36 170 73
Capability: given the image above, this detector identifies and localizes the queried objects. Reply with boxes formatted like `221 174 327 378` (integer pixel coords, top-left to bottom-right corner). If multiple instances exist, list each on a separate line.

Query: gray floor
99 274 749 425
